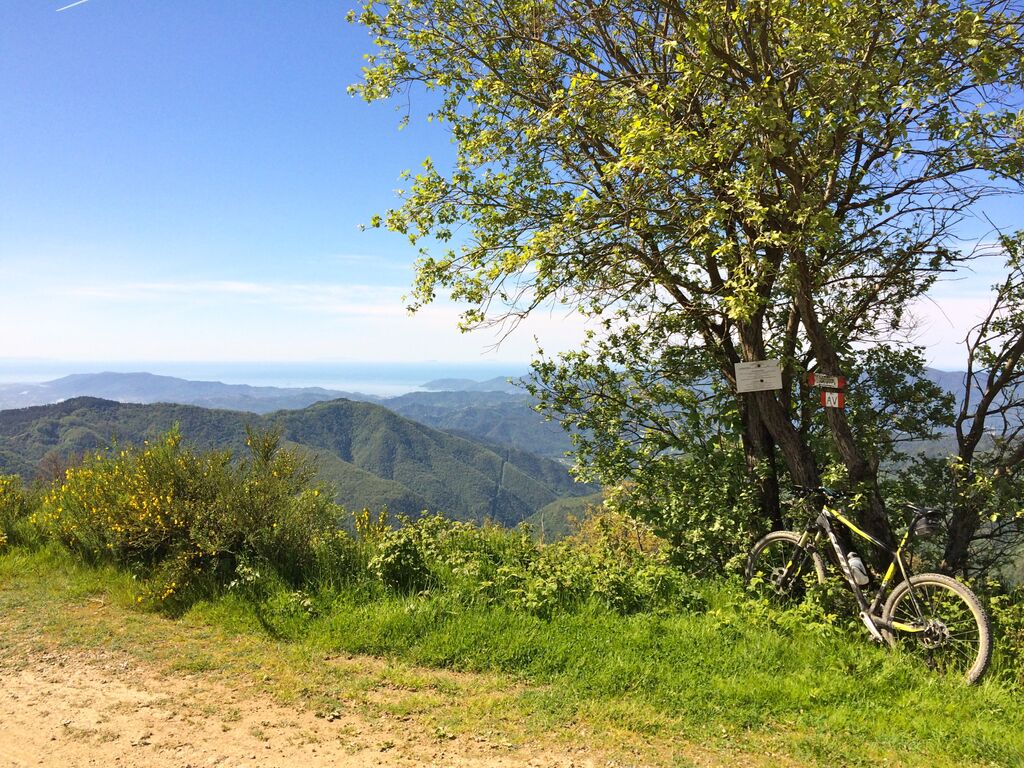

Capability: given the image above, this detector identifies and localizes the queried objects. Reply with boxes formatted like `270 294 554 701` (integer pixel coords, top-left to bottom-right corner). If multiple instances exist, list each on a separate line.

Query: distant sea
0 361 530 398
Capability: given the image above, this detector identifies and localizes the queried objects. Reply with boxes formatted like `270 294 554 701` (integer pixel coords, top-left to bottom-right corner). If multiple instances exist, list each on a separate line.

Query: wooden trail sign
735 360 783 393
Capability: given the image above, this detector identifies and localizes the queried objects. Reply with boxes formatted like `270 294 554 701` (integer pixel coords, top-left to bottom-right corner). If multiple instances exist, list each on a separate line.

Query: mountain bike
744 485 992 684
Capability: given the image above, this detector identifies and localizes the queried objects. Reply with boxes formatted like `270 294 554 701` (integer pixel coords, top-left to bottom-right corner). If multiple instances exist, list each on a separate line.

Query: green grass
244 588 1023 767
2 544 1021 767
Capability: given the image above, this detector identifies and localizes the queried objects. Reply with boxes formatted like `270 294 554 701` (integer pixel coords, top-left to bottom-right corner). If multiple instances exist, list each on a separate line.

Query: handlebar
792 484 855 501
904 504 946 537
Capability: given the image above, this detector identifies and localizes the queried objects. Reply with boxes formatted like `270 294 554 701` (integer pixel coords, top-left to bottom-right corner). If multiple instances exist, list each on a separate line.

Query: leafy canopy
354 0 1023 352
352 0 1024 564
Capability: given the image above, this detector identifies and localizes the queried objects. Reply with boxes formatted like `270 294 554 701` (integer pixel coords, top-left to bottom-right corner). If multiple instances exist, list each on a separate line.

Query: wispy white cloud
3 276 588 363
68 281 274 300
55 0 91 11
909 247 1012 368
909 294 996 369
62 279 416 318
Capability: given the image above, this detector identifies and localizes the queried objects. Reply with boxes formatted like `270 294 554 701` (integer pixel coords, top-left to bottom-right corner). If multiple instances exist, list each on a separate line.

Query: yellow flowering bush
38 426 341 606
0 473 29 551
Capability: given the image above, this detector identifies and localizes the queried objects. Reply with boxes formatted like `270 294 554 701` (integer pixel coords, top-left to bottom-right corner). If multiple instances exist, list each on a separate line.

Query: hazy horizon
0 356 969 383
0 359 533 397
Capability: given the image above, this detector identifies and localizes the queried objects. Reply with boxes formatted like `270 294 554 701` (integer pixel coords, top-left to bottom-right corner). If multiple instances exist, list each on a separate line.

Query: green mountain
525 492 606 541
0 373 575 459
0 397 593 526
384 390 574 460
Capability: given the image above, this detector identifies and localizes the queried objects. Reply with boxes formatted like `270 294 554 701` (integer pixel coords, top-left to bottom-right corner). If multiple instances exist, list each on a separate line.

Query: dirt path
0 649 595 768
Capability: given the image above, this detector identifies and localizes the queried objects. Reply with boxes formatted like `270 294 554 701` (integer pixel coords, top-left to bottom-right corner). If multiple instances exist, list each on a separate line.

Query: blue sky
0 0 587 366
0 1 1018 371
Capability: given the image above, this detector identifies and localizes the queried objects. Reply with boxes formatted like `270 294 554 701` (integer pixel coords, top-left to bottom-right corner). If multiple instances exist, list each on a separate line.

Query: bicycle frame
787 499 930 640
750 489 992 683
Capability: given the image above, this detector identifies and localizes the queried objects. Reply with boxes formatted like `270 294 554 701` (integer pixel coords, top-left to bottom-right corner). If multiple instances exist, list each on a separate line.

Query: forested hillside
0 368 972 466
0 397 592 524
384 390 574 459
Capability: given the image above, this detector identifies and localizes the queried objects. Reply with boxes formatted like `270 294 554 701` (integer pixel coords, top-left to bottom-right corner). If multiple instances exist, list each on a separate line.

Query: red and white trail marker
809 372 846 389
821 390 845 409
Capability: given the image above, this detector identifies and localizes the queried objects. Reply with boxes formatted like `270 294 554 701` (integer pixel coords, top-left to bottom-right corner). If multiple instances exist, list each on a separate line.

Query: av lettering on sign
821 390 845 409
735 360 783 393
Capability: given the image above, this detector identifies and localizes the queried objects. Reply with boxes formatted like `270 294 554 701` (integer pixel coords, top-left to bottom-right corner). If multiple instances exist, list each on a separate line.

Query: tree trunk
793 261 896 561
739 397 782 531
941 493 979 576
747 391 818 487
732 318 820 524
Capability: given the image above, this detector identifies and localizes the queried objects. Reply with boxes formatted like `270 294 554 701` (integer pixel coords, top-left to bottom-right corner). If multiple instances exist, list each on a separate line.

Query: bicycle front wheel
881 573 992 685
745 531 826 604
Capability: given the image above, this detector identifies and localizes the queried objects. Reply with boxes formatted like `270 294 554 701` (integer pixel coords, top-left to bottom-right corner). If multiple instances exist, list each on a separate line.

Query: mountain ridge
0 371 381 413
0 371 577 459
0 396 594 526
0 367 972 464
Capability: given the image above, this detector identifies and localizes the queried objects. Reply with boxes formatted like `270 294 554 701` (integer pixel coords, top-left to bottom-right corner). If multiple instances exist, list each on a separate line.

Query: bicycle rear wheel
881 573 991 685
745 531 826 604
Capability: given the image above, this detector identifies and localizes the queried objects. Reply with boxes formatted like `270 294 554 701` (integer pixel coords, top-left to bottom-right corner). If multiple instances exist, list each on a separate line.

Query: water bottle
846 551 870 586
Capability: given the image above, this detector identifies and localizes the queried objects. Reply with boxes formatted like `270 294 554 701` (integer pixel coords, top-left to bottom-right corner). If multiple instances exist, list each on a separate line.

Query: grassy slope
2 544 1021 768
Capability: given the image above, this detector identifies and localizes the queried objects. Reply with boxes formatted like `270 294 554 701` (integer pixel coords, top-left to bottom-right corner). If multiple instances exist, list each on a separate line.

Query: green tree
352 0 1024 565
947 232 1024 575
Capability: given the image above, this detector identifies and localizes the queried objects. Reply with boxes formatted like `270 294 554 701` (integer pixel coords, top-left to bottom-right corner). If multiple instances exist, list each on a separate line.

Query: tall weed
360 511 705 617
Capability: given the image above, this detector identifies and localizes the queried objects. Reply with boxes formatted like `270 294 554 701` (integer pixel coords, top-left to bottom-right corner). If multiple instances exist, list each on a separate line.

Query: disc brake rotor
920 619 951 649
770 567 789 594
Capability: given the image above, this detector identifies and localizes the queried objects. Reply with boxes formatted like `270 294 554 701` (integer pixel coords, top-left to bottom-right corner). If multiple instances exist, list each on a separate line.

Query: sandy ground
0 650 598 768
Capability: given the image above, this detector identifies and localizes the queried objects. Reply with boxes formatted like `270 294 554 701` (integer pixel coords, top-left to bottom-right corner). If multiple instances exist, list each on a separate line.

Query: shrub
0 474 29 551
413 515 536 599
369 524 431 592
982 585 1024 684
603 443 762 577
362 511 706 618
310 528 362 589
514 515 706 617
36 426 340 606
29 429 707 622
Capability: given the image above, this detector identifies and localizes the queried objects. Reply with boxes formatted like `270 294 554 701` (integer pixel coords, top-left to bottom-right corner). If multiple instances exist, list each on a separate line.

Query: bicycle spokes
887 580 986 679
745 532 823 604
